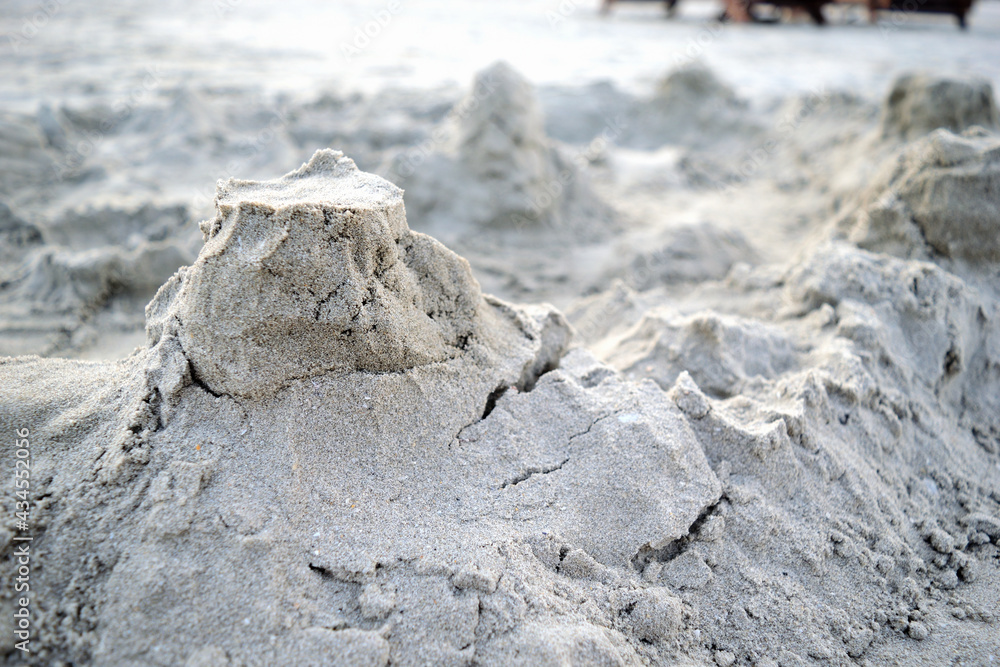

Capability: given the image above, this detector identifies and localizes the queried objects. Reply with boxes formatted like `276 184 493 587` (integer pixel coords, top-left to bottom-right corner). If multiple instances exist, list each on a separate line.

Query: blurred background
4 0 1000 106
2 0 999 360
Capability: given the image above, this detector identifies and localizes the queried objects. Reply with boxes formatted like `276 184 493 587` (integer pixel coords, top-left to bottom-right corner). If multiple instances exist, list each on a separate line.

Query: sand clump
561 76 1000 664
386 62 613 237
147 150 489 399
880 73 998 141
595 309 798 399
569 238 1000 664
841 128 1000 264
0 202 195 358
0 112 59 199
615 222 760 289
540 65 758 152
536 66 755 155
622 65 756 151
0 201 43 261
0 151 728 666
42 202 193 251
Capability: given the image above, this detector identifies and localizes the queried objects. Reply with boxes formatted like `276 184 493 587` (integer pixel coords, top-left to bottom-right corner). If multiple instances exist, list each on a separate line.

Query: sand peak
146 150 484 399
215 150 404 215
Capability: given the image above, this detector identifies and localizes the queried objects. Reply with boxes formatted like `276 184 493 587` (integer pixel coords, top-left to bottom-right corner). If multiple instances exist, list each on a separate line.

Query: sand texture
1 152 729 666
1 25 999 663
385 62 615 239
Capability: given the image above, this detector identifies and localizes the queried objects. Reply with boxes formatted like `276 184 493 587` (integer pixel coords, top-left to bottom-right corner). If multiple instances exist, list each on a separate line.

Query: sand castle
147 151 488 398
0 151 725 665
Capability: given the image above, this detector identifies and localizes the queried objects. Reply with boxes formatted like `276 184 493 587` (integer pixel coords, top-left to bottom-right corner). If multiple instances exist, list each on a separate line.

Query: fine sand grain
1 11 999 662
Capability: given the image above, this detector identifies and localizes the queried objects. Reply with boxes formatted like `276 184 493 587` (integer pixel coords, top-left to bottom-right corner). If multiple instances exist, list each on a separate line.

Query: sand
2 151 725 666
382 60 617 270
1 7 1000 663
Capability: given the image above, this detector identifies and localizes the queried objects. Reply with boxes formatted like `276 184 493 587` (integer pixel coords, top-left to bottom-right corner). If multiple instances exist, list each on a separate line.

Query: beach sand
1 1 999 664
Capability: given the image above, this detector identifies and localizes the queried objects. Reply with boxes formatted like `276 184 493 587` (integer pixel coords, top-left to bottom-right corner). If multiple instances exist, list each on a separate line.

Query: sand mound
42 202 192 251
786 241 1000 439
622 65 756 151
0 200 196 358
881 73 998 141
537 80 632 145
842 128 1000 264
596 309 798 399
0 201 43 259
0 241 191 357
570 240 1000 663
537 68 754 153
0 151 733 666
618 222 759 289
386 62 613 236
0 112 58 199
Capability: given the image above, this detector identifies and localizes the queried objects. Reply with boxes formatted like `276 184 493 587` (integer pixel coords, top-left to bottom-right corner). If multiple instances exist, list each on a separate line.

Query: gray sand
2 152 723 666
1 65 999 667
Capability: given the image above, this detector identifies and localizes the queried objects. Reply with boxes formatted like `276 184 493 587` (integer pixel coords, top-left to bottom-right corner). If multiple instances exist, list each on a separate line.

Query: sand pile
841 128 1000 264
0 89 307 222
0 202 195 358
622 65 756 151
385 62 613 237
535 67 754 153
0 112 59 200
569 243 1000 665
615 222 760 289
41 202 194 252
562 78 1000 664
0 202 43 261
1 150 732 666
289 87 456 174
595 308 798 399
3 60 999 664
880 73 998 141
537 80 633 146
590 244 999 663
